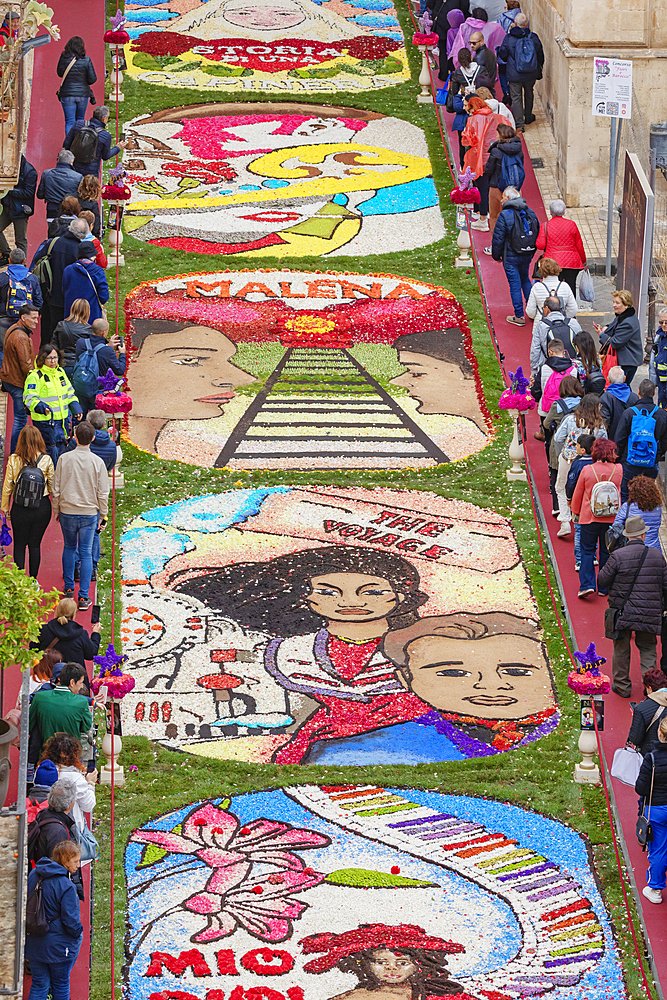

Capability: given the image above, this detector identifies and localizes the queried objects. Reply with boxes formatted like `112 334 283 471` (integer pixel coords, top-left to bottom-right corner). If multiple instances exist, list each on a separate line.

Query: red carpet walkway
1 3 105 996
436 98 667 994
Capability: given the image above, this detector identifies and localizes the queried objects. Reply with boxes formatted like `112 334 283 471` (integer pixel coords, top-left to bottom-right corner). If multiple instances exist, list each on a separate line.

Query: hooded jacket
1 155 37 219
0 264 42 319
23 365 82 424
600 383 639 440
497 25 544 82
491 196 539 261
0 320 35 388
56 50 97 99
483 137 523 189
63 117 121 178
600 307 643 366
532 353 576 408
636 741 667 806
629 690 667 756
53 318 92 370
62 258 109 322
614 397 667 464
36 164 83 220
597 539 667 633
25 858 83 965
30 231 82 307
462 106 508 178
32 618 100 668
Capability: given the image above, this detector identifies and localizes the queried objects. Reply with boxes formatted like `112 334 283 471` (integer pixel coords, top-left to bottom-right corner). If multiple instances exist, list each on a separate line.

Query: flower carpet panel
123 0 410 94
123 785 623 1000
122 104 444 257
123 268 490 468
120 486 558 764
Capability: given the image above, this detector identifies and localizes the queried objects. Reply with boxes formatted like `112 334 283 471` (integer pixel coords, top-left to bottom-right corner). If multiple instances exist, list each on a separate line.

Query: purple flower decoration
92 644 135 699
109 164 127 182
98 369 125 393
499 365 536 411
0 514 11 549
94 643 128 674
508 367 530 395
111 9 127 31
457 166 475 191
573 642 606 674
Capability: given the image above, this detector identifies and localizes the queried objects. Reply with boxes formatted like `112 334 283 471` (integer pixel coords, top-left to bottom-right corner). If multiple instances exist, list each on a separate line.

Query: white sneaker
471 219 489 231
557 522 571 537
642 886 663 904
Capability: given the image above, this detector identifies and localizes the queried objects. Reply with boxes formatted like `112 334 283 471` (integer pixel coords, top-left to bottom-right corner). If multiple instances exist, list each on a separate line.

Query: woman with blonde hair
53 298 91 378
1 425 54 578
595 289 643 386
31 597 101 682
77 174 101 236
38 732 96 830
526 257 578 319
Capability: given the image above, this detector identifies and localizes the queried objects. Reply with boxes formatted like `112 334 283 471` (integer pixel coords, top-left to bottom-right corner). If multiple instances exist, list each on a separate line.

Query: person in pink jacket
451 8 505 69
535 199 586 296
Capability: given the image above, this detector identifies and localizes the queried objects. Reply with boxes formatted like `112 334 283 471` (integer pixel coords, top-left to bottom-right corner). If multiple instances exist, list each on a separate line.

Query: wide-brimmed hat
624 515 647 539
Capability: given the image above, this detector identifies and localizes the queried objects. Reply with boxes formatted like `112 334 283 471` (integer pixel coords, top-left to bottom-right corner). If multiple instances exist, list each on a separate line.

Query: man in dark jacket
29 781 78 864
601 366 639 440
497 13 544 130
63 105 127 178
0 304 39 451
36 150 83 227
598 516 667 698
0 155 37 260
491 186 539 325
74 318 126 408
614 379 667 501
63 241 109 322
470 32 497 90
0 248 42 339
31 217 89 345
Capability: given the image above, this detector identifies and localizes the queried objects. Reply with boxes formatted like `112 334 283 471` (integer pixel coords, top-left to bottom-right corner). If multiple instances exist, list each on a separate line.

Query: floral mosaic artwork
123 268 490 468
123 0 410 94
120 486 558 764
123 786 624 1000
122 105 445 257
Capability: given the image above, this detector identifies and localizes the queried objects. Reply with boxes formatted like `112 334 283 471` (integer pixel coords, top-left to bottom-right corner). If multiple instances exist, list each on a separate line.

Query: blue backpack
499 151 526 191
626 405 658 467
71 338 104 402
514 34 538 75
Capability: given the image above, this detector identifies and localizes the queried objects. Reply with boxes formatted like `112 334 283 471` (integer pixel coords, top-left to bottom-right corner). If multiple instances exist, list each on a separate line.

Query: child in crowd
565 433 594 571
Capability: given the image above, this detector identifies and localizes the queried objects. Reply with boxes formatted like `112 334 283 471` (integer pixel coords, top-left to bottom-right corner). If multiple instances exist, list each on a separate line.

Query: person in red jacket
535 199 586 296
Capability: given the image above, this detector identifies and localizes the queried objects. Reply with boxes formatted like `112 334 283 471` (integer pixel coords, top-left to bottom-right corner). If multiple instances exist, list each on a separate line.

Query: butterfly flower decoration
129 800 329 944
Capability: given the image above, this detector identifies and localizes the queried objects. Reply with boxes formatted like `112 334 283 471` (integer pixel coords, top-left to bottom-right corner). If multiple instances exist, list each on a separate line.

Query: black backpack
26 874 49 936
70 123 98 164
543 315 576 358
27 811 66 864
13 456 46 508
509 206 539 255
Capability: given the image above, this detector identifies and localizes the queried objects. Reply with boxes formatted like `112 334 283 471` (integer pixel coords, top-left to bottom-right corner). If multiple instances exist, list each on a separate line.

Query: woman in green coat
23 344 83 465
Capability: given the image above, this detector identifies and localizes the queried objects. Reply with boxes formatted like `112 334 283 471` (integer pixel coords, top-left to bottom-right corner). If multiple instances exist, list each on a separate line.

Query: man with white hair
30 216 90 344
497 12 544 131
64 105 128 179
36 149 83 226
600 366 639 440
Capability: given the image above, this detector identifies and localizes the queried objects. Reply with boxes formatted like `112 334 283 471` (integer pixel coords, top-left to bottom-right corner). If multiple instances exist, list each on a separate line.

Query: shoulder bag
604 545 648 640
636 752 655 849
76 820 100 862
611 745 642 786
56 57 76 100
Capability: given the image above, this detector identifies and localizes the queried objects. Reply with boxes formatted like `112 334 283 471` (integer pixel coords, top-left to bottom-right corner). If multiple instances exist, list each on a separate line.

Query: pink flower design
130 802 329 943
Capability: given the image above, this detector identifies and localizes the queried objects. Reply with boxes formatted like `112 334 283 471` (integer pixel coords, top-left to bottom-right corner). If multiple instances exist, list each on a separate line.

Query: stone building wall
522 0 667 206
0 814 21 993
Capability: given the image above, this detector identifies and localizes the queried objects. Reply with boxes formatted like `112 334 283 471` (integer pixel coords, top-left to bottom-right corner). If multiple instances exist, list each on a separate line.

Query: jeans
60 96 88 136
622 365 638 387
2 380 28 452
76 513 101 569
59 512 98 599
0 208 28 256
509 78 535 128
621 462 658 503
578 521 610 592
503 253 533 318
612 630 657 696
646 803 667 890
27 954 78 1000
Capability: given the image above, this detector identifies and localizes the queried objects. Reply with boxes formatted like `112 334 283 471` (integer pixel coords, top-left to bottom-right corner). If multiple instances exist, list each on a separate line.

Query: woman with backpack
25 839 83 1000
481 122 524 240
56 36 97 136
526 257 578 319
571 438 623 598
553 393 607 538
1 426 54 578
23 345 83 466
53 299 91 380
572 331 605 395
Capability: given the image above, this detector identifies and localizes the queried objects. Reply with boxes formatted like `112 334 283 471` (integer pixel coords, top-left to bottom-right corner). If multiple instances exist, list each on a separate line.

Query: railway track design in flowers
214 347 448 469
